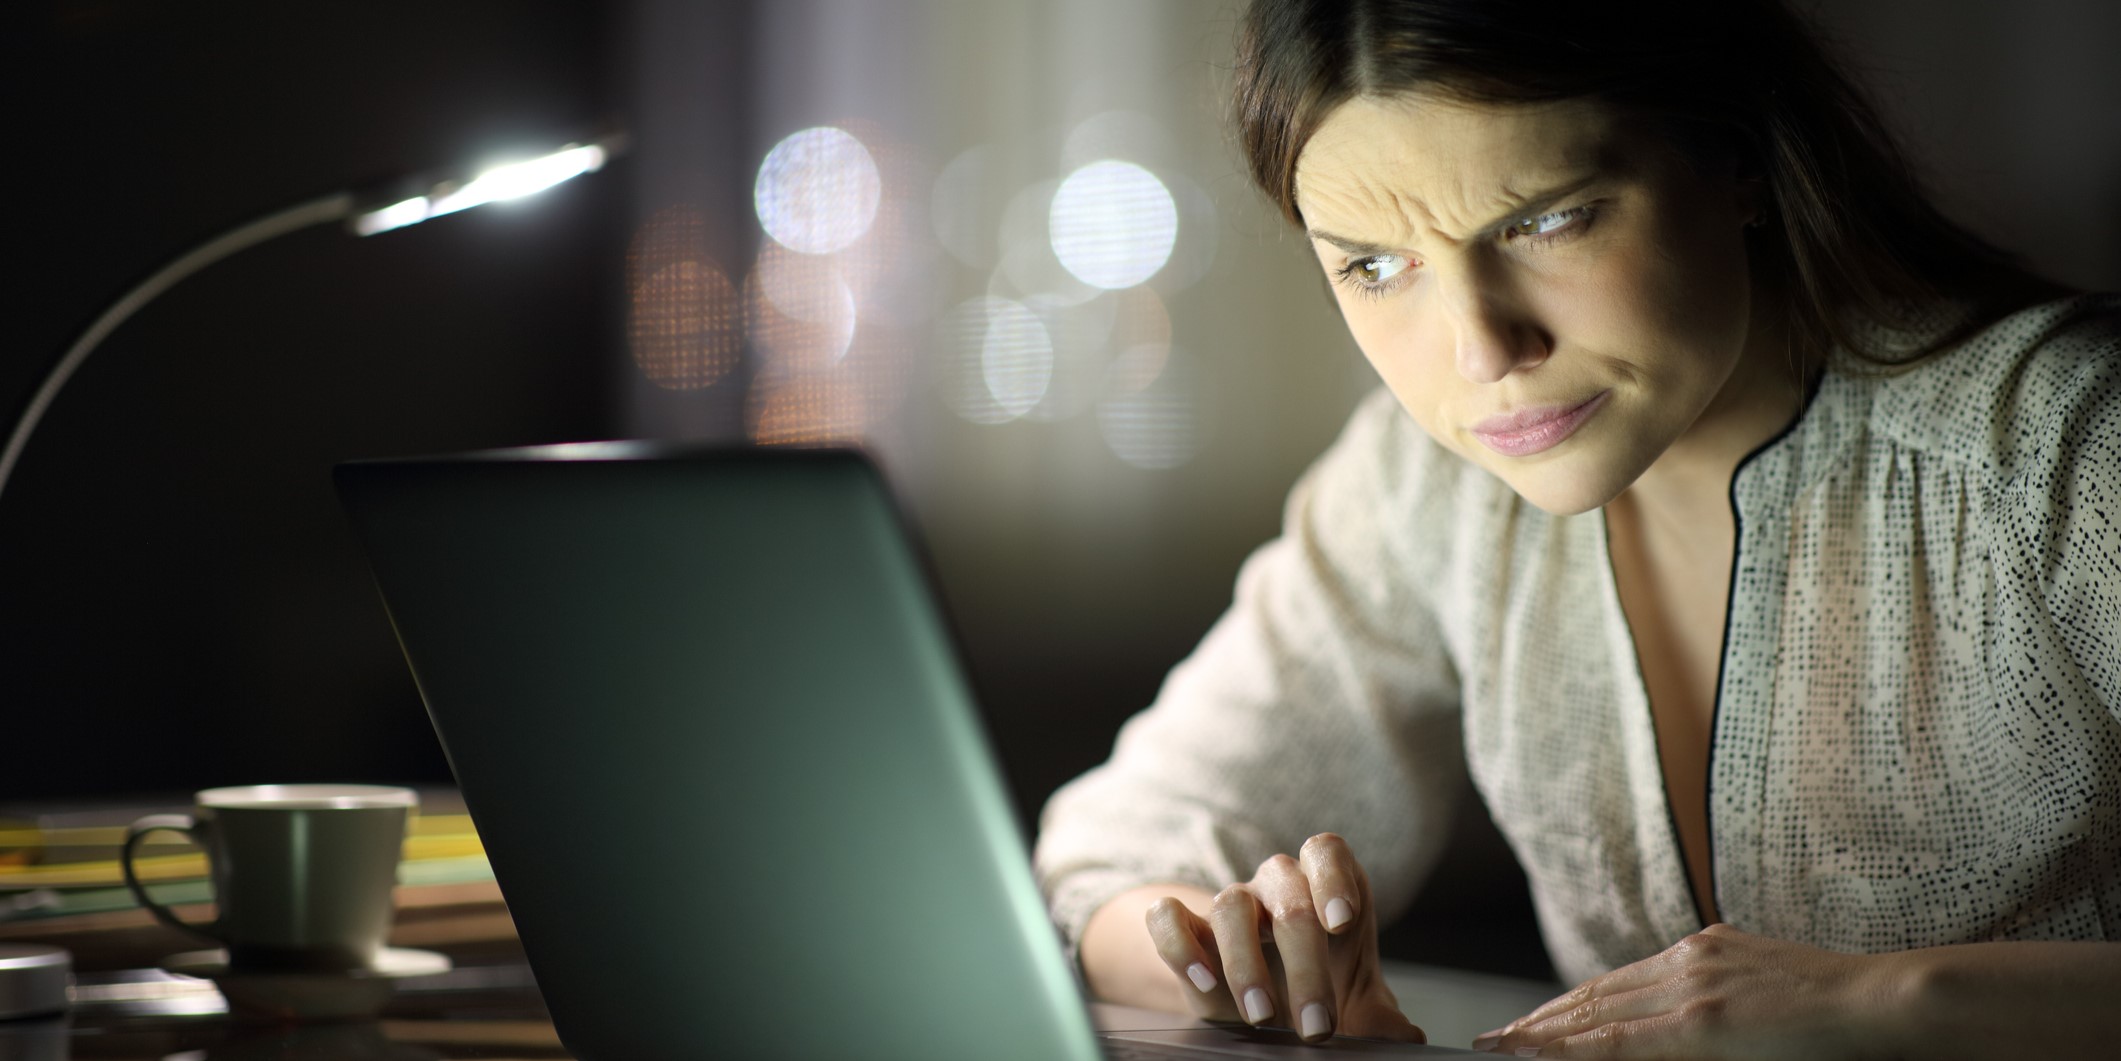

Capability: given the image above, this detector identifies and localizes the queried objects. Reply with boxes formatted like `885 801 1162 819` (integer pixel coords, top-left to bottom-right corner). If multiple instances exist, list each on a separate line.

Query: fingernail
1516 1049 1544 1057
1243 987 1273 1024
1185 962 1216 993
1324 897 1354 930
1471 1034 1500 1051
1300 1002 1331 1039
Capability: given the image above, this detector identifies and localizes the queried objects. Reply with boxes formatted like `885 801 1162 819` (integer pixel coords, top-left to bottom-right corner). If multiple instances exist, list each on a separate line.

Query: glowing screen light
938 297 1053 425
1049 160 1177 290
754 126 882 255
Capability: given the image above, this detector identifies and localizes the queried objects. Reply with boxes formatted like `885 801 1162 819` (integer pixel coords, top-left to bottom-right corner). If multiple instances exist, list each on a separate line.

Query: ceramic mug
119 784 416 972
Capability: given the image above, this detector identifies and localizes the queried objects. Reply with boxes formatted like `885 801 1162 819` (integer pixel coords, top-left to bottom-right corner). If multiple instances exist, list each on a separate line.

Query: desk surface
0 882 1559 1059
1 879 565 1060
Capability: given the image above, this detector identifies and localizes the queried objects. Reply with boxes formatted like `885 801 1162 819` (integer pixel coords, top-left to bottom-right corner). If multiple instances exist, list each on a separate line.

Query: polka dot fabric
1034 295 2121 986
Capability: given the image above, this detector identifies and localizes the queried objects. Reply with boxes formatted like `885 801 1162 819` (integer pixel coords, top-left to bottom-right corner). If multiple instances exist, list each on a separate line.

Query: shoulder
1867 293 2121 480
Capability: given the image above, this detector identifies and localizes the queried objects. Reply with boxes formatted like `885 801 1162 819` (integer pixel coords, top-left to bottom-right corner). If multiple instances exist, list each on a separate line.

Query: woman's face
1294 92 1769 515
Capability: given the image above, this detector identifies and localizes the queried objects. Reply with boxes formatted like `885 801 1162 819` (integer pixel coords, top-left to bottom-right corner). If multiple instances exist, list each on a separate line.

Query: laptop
335 442 1473 1058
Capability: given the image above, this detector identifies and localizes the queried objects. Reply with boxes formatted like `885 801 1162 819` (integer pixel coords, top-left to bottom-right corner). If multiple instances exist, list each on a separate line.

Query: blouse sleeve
1031 388 1471 963
1988 297 2121 723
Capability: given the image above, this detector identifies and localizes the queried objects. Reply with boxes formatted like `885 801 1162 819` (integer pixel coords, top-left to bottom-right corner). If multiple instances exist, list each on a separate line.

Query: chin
1492 461 1632 517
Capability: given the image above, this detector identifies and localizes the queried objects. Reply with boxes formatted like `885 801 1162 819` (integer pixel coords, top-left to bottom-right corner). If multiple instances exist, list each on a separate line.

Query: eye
1504 205 1593 242
1336 253 1411 291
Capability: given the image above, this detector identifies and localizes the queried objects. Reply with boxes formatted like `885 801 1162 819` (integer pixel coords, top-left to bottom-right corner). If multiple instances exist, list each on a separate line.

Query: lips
1470 391 1609 457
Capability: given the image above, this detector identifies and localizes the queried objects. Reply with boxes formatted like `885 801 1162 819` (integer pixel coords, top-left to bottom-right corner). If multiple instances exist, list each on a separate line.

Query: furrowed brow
1306 172 1605 256
1306 230 1401 257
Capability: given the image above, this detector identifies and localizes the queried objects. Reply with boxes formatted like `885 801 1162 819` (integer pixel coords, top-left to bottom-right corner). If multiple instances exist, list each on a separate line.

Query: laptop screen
337 444 1099 1060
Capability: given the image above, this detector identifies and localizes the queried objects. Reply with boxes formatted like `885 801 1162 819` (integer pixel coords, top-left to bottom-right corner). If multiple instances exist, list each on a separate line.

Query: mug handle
121 813 221 943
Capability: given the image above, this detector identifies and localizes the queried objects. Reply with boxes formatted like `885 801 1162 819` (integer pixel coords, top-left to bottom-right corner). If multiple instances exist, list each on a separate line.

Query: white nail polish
1301 1003 1330 1039
1244 987 1273 1024
1186 962 1216 993
1324 897 1354 930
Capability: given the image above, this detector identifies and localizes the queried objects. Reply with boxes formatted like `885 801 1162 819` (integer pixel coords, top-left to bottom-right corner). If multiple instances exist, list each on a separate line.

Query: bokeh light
625 205 741 390
1109 285 1173 355
1023 293 1116 423
1101 285 1174 398
1050 160 1177 290
1061 111 1170 172
937 296 1053 425
995 179 1098 307
745 250 859 369
754 240 850 330
835 139 944 329
754 126 882 255
1098 344 1201 469
931 144 1003 270
631 261 742 390
746 363 866 445
1107 343 1168 395
742 124 933 446
1157 173 1221 292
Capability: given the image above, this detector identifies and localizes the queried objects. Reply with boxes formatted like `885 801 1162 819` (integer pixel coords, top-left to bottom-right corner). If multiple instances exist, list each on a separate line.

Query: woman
1032 0 2121 1055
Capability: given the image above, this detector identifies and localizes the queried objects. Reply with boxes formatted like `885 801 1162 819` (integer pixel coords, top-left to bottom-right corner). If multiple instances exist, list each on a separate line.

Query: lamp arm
0 191 357 507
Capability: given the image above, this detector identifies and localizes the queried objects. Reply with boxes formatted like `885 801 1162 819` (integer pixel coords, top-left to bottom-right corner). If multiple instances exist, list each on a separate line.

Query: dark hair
1233 0 2061 370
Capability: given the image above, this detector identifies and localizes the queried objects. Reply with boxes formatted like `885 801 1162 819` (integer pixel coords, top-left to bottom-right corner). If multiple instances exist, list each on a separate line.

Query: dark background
5 0 2117 983
3 0 624 795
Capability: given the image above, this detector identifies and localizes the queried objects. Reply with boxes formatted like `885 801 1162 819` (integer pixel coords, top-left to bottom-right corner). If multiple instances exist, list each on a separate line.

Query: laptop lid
336 443 1099 1061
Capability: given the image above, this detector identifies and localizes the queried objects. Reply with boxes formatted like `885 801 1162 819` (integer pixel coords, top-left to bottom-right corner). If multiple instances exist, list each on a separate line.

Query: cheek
1624 211 1755 358
1561 227 1752 390
1335 296 1459 433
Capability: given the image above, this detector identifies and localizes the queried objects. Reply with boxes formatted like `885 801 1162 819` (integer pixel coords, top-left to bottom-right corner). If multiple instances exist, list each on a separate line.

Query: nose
1438 267 1549 384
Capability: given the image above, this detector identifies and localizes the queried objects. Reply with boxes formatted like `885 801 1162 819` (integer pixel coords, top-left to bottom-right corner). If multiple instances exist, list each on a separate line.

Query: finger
1515 1009 1697 1058
1476 931 1729 1052
1484 978 1598 1046
1143 896 1238 1020
1496 928 1752 1053
1209 884 1278 1027
1500 944 1677 1033
1318 849 1423 1043
1338 985 1429 1044
1298 833 1362 934
1478 983 1670 1054
1255 854 1337 1041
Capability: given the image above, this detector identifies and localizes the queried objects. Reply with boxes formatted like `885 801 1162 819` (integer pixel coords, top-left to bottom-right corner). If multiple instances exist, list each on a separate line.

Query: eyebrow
1305 172 1605 256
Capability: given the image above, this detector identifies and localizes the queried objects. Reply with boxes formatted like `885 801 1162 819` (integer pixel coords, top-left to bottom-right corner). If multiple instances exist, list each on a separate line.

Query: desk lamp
0 132 628 506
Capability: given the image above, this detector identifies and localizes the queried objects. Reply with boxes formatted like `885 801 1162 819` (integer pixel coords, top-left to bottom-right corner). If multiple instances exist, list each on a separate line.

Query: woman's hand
1472 923 1891 1058
1142 833 1425 1043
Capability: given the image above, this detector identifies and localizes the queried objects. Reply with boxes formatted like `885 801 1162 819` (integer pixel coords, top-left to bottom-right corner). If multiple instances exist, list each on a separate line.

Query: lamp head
350 132 628 237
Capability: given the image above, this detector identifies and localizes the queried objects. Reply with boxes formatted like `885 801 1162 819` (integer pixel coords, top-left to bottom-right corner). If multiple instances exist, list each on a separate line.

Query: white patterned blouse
1033 294 2121 987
